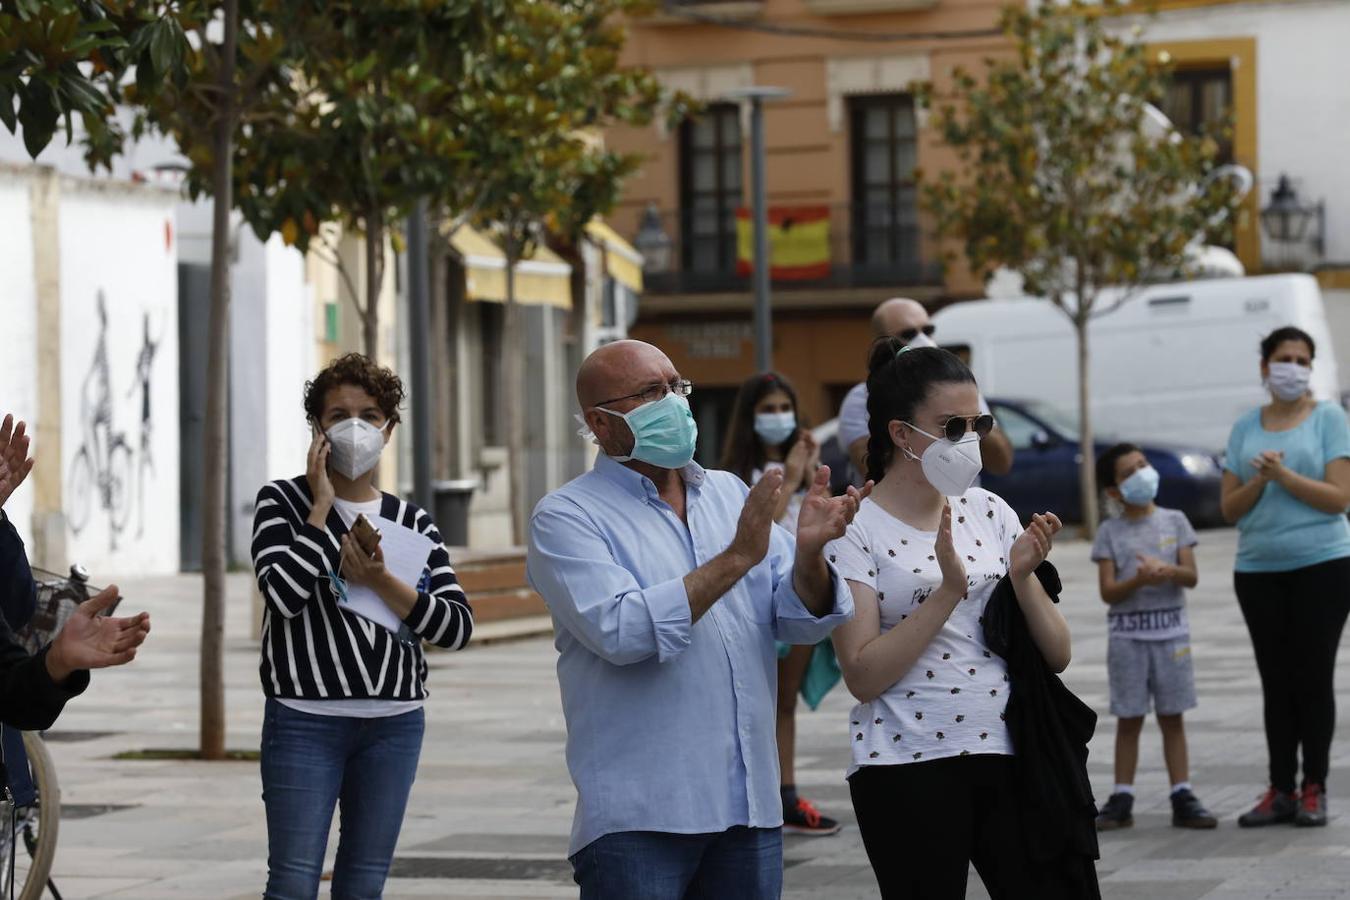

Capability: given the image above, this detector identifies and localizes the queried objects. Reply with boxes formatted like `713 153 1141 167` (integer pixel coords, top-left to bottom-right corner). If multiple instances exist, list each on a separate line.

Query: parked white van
931 274 1341 454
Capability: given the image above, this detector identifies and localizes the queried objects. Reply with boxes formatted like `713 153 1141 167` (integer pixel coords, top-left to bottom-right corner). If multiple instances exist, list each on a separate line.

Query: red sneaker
783 797 842 836
1237 787 1297 827
1296 783 1328 827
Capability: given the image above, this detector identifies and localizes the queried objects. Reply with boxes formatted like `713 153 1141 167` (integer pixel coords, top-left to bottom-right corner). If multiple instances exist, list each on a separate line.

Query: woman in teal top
1221 326 1350 829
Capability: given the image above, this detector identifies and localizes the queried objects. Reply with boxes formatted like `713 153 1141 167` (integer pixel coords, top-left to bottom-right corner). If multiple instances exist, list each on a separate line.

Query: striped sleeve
251 483 328 619
402 512 473 650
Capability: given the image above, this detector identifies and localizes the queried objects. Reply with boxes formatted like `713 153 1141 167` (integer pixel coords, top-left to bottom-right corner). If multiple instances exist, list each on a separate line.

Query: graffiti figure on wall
127 311 161 537
67 291 134 549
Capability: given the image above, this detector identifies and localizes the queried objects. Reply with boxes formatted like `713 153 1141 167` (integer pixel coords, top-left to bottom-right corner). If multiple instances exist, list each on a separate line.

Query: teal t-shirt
1224 401 1350 573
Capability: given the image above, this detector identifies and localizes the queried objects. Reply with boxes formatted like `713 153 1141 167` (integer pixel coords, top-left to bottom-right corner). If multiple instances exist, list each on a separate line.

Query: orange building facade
604 0 1009 461
603 0 1266 464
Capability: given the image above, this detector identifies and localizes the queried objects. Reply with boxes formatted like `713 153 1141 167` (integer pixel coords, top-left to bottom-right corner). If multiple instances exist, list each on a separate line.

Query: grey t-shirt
1090 507 1198 641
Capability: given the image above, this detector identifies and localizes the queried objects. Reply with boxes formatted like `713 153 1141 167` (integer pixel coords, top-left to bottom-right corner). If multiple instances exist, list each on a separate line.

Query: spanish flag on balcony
736 206 832 282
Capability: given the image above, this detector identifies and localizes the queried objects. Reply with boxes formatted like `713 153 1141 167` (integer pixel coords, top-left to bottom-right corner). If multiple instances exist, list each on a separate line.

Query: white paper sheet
338 516 435 634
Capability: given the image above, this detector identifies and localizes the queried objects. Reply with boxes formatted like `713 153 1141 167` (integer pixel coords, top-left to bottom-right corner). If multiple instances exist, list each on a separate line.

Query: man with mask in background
838 297 1014 483
528 340 870 900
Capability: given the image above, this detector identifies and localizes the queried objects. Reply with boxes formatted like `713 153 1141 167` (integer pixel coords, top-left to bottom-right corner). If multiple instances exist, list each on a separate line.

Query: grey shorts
1107 637 1197 719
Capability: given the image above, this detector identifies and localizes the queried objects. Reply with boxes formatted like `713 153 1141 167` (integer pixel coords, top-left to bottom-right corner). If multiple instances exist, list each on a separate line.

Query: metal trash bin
431 479 477 547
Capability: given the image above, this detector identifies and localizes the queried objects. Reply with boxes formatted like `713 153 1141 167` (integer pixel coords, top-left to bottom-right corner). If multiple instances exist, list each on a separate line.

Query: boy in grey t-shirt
1091 443 1217 832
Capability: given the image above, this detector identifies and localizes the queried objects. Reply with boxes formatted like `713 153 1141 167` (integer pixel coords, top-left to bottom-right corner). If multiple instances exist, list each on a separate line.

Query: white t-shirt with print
827 489 1022 772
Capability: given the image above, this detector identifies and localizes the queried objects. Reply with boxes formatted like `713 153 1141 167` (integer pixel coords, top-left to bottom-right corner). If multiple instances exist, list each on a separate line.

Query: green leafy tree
0 1 179 163
919 0 1239 533
443 0 668 544
3 0 299 759
103 0 302 761
230 0 507 359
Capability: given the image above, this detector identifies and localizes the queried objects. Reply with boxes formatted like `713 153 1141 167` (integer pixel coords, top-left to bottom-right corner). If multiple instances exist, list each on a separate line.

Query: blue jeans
260 699 425 899
570 826 783 900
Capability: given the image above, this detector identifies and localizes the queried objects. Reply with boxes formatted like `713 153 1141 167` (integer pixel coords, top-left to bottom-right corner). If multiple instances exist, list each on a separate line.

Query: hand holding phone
350 513 382 557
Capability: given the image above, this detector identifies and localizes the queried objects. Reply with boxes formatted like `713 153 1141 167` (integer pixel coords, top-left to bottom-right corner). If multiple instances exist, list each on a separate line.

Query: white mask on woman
901 424 984 496
1265 361 1311 402
326 418 390 480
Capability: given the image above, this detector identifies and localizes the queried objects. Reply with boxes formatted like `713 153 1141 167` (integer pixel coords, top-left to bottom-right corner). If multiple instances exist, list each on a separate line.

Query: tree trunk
1075 312 1099 538
200 0 239 763
363 217 383 360
502 245 527 546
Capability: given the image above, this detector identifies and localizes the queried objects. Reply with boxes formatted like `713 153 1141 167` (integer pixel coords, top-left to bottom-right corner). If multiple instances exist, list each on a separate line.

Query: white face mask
901 422 984 496
906 331 937 350
326 418 390 480
1265 361 1311 402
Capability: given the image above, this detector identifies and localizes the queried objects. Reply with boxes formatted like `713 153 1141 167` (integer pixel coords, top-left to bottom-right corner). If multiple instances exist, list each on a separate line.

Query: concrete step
453 551 546 625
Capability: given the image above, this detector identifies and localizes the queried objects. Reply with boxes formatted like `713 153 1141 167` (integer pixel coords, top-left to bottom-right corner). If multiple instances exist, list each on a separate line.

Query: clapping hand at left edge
46 586 152 683
0 414 36 511
795 466 873 556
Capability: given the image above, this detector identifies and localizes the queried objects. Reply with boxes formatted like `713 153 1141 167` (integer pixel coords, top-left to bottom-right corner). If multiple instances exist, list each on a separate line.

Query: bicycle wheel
66 448 94 535
107 438 134 531
0 733 59 900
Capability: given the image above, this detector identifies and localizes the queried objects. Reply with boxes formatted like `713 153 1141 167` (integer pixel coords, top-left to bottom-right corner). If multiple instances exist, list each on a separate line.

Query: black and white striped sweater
251 476 472 701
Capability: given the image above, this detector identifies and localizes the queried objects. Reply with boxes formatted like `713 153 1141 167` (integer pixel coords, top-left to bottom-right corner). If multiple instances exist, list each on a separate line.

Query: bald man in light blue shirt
528 340 868 900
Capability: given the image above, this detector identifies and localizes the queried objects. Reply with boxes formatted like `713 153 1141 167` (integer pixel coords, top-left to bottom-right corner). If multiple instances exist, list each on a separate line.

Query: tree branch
313 233 366 320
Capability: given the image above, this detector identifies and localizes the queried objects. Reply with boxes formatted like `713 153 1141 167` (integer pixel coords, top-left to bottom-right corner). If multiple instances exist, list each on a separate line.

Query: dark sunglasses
938 414 995 442
896 324 936 343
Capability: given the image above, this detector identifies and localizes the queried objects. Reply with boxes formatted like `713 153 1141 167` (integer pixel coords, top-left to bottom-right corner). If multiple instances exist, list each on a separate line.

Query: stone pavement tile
39 875 157 899
1097 883 1223 900
407 833 570 855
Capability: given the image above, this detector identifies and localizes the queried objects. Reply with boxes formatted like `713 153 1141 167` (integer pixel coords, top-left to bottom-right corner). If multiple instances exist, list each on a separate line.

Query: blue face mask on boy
598 392 699 470
1118 465 1160 507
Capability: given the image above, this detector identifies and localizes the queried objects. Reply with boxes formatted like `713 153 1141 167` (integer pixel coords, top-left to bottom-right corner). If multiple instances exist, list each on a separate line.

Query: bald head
576 340 678 410
871 297 930 338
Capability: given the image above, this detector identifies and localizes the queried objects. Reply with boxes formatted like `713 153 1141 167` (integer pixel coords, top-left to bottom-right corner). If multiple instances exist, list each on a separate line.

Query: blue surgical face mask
1118 465 1160 507
598 392 699 470
754 411 796 446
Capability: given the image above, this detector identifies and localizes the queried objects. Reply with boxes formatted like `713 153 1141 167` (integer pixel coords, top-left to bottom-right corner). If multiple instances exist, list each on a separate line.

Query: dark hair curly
1095 442 1143 490
864 339 976 483
719 371 804 486
1260 326 1315 364
304 353 405 426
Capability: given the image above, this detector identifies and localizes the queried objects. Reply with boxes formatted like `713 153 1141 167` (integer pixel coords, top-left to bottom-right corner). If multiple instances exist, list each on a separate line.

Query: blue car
982 398 1225 527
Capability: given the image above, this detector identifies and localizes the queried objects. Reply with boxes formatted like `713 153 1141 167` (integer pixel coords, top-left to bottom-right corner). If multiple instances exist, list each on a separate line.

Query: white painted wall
1124 0 1350 261
58 182 181 575
0 174 39 549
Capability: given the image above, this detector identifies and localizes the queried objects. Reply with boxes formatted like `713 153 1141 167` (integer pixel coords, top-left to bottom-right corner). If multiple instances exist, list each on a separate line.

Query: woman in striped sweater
252 353 472 900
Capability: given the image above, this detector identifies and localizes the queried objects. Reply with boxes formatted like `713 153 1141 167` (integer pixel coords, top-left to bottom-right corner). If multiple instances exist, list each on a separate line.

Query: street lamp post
724 86 790 374
406 199 433 513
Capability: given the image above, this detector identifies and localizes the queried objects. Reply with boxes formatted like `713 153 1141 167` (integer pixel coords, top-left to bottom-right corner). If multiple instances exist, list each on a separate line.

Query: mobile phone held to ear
350 514 382 556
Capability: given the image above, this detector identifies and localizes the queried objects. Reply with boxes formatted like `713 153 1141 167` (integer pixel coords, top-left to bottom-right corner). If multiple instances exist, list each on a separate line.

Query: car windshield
1008 399 1076 434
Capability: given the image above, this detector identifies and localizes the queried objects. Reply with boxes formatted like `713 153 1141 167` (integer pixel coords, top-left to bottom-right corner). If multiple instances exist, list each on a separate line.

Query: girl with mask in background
828 341 1077 899
1221 326 1350 829
721 372 842 836
252 353 474 899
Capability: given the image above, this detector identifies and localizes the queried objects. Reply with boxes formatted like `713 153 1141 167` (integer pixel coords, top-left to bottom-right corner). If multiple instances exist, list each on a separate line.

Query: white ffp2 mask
902 423 984 496
326 418 390 480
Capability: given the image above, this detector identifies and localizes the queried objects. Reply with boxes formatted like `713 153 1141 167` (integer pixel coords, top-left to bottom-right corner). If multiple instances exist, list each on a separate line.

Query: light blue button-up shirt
527 455 853 855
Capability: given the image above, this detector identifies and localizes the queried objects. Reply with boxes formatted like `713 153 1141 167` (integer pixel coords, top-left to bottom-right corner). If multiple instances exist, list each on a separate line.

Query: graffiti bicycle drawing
67 291 134 548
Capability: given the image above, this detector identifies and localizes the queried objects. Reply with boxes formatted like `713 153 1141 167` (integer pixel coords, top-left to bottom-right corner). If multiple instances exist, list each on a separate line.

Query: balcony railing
639 202 942 295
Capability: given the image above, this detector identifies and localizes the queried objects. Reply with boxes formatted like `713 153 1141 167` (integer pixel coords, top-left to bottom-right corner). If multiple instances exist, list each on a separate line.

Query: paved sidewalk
32 527 1350 898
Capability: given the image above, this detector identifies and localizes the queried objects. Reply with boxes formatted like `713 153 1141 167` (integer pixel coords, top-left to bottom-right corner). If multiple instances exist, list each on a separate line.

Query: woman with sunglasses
828 341 1077 899
720 372 841 836
836 298 1014 487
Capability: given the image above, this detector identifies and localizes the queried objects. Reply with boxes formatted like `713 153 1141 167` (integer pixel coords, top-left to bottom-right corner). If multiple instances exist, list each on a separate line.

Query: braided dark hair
863 338 977 484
